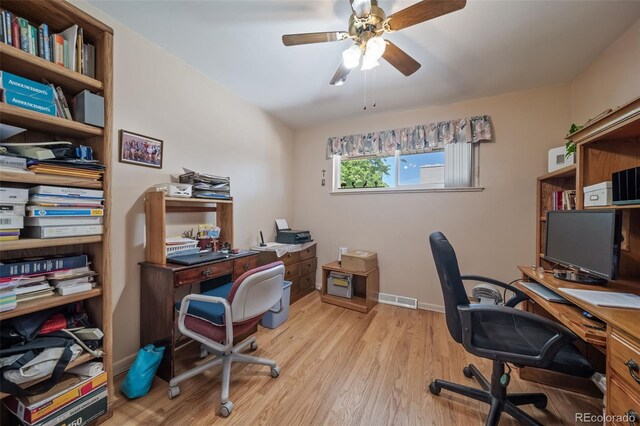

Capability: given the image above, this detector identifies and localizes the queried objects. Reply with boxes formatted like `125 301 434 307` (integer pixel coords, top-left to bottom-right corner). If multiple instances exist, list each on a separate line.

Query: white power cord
61 329 104 358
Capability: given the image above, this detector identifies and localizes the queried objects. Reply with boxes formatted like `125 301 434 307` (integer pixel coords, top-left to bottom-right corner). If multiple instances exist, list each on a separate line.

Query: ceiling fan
282 0 467 86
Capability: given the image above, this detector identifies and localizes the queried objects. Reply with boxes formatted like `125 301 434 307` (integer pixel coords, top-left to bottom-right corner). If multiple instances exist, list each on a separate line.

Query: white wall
570 17 640 125
72 1 295 369
292 85 571 309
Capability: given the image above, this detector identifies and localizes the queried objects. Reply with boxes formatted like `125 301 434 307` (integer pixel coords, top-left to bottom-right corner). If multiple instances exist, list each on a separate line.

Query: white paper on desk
558 288 640 309
275 219 289 230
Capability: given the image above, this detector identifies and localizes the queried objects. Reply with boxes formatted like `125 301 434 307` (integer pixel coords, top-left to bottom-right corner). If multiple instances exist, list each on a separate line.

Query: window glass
339 157 395 189
399 152 445 188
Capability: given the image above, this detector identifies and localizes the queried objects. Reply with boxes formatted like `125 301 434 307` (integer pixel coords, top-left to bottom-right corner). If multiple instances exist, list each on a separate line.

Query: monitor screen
545 210 620 279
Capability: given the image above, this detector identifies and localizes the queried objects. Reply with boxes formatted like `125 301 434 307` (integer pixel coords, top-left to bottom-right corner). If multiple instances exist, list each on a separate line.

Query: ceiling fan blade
330 62 352 86
382 40 421 76
387 0 466 31
282 32 348 46
350 0 371 18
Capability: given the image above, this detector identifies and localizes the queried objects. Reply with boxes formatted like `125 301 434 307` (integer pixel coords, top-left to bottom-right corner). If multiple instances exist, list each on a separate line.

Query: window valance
326 115 492 159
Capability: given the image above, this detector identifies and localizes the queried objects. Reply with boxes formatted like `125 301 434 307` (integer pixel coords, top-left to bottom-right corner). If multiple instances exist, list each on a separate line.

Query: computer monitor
545 210 622 285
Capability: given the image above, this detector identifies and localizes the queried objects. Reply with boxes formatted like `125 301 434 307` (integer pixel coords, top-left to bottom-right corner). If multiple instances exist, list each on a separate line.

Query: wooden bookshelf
0 235 103 251
0 170 103 189
0 43 103 93
0 287 102 321
0 104 102 138
0 0 114 421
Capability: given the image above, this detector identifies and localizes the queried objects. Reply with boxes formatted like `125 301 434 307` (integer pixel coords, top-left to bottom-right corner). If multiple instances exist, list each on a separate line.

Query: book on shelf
0 203 26 216
0 288 16 311
0 254 88 278
0 153 27 170
0 215 23 229
26 207 104 217
15 287 54 302
0 186 28 203
551 190 576 211
23 224 104 239
30 186 104 199
3 370 107 425
0 11 96 78
25 216 103 226
14 280 50 295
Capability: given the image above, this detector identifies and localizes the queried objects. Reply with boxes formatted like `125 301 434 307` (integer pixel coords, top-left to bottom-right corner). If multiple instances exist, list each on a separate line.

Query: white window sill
330 187 485 195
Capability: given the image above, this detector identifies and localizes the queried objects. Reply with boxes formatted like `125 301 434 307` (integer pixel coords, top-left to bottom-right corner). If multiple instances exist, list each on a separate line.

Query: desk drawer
278 251 300 265
299 257 317 276
299 244 316 261
285 262 299 281
233 255 259 280
609 376 640 426
175 261 233 287
299 272 315 293
611 331 640 392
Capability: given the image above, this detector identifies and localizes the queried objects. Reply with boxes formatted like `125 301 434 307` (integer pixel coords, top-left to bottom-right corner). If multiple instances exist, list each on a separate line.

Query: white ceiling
90 0 640 129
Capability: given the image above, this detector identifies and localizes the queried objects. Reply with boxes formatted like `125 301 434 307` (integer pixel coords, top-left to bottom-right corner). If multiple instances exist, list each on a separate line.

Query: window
333 144 479 192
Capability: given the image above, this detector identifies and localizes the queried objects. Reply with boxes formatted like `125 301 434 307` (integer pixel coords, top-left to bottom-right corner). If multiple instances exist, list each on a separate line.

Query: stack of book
0 10 96 78
4 370 107 426
0 186 27 241
0 255 89 310
24 186 104 239
0 280 17 312
0 151 31 174
179 170 231 199
47 266 96 296
14 276 53 303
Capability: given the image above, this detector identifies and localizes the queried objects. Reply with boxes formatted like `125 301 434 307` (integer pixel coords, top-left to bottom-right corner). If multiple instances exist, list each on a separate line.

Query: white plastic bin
261 280 292 329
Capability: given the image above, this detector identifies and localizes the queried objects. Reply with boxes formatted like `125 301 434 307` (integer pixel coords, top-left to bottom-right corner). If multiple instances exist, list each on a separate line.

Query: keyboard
520 281 571 304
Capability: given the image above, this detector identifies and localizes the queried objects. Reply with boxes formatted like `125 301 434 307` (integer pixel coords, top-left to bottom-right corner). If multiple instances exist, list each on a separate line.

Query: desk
139 252 258 382
516 266 640 421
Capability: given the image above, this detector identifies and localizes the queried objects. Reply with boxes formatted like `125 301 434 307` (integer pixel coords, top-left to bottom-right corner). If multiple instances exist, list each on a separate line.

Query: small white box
584 181 612 207
548 146 575 173
155 183 192 198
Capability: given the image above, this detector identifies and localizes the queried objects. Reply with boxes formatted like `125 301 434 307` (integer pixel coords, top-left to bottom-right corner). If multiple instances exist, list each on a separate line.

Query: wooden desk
516 266 640 421
139 252 258 382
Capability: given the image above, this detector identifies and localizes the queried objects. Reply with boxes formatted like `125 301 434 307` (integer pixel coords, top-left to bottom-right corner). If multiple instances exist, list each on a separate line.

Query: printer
275 219 312 244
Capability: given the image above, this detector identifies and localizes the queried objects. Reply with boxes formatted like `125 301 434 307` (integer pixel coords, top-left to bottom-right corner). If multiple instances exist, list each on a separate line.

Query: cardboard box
72 90 104 128
342 250 378 272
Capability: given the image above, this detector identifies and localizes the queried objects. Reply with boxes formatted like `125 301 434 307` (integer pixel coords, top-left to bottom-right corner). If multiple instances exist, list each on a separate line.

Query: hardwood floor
106 292 602 425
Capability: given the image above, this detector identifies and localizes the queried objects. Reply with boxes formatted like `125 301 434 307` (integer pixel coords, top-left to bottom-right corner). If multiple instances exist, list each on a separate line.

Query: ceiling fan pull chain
363 71 367 111
373 68 377 108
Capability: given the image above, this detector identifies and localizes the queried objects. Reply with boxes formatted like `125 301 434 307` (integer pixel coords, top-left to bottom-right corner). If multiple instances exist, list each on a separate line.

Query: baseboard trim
417 302 445 313
113 352 137 375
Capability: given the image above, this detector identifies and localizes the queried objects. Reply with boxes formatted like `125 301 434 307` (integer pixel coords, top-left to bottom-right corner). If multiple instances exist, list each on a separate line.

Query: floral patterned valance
326 115 492 159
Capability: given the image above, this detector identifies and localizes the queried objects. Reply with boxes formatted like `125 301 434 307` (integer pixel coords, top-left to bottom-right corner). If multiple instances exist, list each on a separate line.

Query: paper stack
47 265 97 296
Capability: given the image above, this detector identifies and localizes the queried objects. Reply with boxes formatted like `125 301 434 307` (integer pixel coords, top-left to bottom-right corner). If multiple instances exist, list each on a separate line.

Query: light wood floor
106 292 601 425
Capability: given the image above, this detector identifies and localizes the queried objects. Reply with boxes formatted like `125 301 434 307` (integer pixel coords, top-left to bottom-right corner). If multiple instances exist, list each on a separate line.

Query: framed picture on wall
119 130 163 169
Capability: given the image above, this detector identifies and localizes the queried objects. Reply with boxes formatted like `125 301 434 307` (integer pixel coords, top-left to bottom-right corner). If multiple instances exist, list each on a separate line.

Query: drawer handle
243 263 249 271
201 269 214 278
625 359 640 384
627 410 638 426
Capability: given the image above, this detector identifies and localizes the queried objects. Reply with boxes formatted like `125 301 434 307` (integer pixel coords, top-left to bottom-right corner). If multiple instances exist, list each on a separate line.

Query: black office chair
428 232 594 426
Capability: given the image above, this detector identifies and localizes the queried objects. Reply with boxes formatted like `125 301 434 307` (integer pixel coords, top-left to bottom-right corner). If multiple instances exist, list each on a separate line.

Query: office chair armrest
458 304 577 369
460 275 529 307
176 294 234 352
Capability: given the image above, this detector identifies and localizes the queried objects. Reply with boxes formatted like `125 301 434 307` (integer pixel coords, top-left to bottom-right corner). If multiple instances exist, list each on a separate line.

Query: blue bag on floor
120 344 165 399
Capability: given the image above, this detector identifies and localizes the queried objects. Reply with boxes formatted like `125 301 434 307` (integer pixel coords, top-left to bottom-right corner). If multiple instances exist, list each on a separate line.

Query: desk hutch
523 96 640 423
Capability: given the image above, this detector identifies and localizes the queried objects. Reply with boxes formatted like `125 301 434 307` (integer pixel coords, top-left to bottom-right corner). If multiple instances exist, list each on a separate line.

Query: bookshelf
535 96 640 280
0 0 113 422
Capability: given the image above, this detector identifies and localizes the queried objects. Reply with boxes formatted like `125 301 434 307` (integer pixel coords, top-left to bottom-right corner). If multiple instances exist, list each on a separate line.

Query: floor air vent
378 293 418 310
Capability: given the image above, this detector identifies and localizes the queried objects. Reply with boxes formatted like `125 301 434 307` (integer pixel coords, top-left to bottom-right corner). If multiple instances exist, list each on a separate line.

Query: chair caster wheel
463 366 473 378
270 366 280 378
429 382 441 396
220 401 233 417
250 341 258 351
534 396 548 409
168 386 180 399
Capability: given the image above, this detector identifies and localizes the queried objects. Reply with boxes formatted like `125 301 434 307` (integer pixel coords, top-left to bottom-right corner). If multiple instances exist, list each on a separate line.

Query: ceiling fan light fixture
360 54 379 71
342 44 362 69
365 36 386 61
